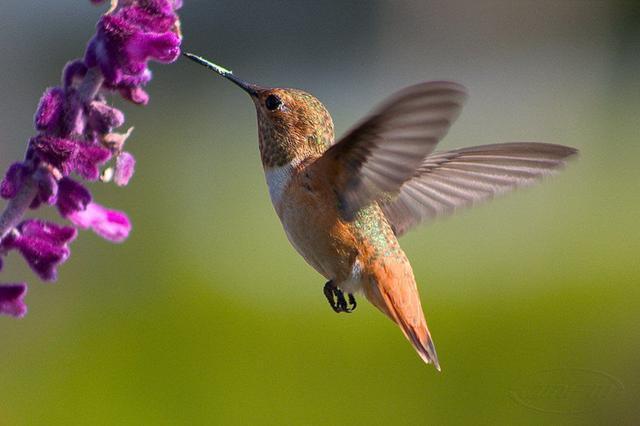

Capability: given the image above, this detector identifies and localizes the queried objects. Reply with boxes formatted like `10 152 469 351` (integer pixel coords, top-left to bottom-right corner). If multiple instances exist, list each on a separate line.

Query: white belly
264 161 297 206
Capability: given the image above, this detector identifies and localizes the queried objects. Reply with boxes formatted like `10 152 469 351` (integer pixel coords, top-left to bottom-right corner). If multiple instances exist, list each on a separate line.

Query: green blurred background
1 1 639 424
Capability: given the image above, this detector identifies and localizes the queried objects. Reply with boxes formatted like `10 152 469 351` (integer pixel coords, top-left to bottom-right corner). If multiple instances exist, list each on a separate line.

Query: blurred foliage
0 1 638 425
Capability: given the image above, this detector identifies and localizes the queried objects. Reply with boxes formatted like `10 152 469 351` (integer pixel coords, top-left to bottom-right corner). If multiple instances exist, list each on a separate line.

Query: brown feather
316 81 468 221
363 258 440 370
381 142 578 236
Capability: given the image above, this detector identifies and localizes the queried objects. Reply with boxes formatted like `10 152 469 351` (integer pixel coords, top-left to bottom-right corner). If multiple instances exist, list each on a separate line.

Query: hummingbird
184 52 577 370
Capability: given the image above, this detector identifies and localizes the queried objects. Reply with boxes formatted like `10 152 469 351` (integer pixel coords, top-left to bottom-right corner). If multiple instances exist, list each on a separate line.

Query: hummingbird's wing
318 81 468 221
379 142 578 236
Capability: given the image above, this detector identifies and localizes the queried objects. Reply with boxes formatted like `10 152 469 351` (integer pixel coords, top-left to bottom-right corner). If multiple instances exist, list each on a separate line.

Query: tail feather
364 275 440 370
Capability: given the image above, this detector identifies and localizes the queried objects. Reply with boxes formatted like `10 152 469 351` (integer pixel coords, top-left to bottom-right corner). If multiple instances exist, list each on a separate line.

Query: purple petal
19 219 77 245
30 136 78 176
127 31 181 64
88 101 125 134
68 202 131 242
15 237 68 281
85 1 181 89
119 3 179 33
73 143 111 180
114 152 135 186
56 178 92 217
117 68 152 87
119 86 149 105
32 135 111 180
34 87 65 132
88 15 140 82
33 168 59 205
1 162 28 199
2 220 76 281
0 284 27 318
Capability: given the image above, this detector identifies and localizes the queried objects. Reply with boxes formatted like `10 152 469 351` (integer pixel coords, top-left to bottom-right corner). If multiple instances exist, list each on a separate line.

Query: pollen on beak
183 52 259 96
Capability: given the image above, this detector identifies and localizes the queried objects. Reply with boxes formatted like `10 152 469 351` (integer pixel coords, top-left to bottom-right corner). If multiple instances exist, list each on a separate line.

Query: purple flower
29 135 112 181
19 219 76 246
1 163 29 200
0 284 27 318
34 87 65 133
88 101 125 134
56 178 92 217
114 152 135 186
118 86 150 105
1 220 77 281
2 163 60 209
31 167 59 207
0 0 181 317
29 135 78 176
69 202 131 243
85 1 181 92
73 143 112 180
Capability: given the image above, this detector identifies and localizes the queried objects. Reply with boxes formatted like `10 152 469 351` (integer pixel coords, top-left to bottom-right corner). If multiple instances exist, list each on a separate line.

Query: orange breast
273 161 408 285
275 166 359 281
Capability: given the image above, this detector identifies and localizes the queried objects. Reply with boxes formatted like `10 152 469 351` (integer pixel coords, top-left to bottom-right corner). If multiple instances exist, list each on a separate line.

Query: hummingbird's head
250 87 334 168
184 53 334 168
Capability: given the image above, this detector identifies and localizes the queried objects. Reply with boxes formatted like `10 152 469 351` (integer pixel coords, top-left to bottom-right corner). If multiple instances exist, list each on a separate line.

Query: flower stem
0 67 104 241
0 175 38 240
78 67 104 101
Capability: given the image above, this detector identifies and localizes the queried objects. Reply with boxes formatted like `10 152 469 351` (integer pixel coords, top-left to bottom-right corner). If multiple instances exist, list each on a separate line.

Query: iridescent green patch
353 205 403 261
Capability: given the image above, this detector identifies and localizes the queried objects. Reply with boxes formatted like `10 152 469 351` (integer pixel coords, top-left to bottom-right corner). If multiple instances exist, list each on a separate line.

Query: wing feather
380 142 578 236
317 81 468 220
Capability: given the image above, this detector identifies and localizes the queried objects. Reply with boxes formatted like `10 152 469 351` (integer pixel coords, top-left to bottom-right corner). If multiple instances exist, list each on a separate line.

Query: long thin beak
183 52 258 96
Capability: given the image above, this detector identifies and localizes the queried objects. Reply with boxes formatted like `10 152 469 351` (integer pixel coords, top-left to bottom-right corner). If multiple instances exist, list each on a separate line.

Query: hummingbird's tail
363 269 440 371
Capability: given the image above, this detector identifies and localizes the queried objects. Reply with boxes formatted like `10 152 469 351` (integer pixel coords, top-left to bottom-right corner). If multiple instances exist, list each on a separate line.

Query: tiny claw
323 281 340 313
335 288 348 312
348 293 357 312
323 281 356 313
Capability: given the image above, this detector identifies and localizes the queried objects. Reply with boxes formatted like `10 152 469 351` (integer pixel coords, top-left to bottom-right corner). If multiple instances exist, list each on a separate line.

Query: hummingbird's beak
183 52 258 97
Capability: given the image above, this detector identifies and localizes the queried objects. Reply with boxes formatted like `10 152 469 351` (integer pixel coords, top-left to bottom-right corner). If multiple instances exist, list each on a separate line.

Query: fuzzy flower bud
114 152 135 186
0 284 27 317
1 163 29 200
1 220 77 281
88 101 125 134
73 143 112 181
85 0 181 97
56 178 92 218
68 202 131 242
34 87 65 133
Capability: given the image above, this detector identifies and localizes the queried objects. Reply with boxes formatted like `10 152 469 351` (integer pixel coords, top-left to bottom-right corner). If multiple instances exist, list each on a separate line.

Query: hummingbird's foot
348 292 357 311
323 281 341 313
323 281 357 313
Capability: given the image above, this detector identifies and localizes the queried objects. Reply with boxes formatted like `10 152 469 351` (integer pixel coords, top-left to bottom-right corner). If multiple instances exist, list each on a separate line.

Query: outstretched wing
315 81 468 221
379 142 578 236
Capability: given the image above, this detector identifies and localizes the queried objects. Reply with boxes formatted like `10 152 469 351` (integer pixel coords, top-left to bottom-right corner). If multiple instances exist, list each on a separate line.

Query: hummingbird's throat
257 125 297 167
257 117 333 168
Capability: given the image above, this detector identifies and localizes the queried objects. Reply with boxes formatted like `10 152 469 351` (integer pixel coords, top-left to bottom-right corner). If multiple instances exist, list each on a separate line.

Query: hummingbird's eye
265 94 283 111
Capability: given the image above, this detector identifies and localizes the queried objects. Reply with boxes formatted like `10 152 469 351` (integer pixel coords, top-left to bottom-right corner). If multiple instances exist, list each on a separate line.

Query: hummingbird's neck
256 114 334 168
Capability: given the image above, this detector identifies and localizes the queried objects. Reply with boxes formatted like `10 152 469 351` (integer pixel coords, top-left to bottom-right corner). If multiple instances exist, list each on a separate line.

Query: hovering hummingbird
184 52 577 370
